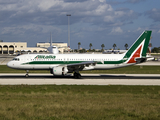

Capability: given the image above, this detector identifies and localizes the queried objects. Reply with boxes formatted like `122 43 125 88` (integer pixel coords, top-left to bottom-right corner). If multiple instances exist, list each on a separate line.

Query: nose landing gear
25 70 29 77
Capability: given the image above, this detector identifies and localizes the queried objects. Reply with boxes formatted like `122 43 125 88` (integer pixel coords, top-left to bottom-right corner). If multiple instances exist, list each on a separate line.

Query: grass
0 85 160 120
1 65 160 74
1 65 160 119
0 65 49 73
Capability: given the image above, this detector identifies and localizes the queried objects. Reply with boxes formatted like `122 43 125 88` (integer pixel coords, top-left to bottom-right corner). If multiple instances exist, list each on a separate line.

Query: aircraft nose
7 61 14 68
7 61 11 67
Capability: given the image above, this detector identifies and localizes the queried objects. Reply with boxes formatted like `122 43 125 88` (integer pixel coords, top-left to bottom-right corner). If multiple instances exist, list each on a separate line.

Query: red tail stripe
127 45 142 63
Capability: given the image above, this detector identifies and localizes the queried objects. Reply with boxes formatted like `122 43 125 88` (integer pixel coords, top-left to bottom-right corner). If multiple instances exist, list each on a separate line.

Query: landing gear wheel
25 70 29 78
74 72 81 79
25 74 29 78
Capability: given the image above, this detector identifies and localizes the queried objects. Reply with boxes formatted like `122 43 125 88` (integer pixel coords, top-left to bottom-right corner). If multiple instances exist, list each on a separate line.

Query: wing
64 61 97 72
67 61 96 67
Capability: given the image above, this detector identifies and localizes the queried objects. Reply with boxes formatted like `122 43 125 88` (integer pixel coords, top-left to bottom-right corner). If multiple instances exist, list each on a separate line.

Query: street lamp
66 14 71 48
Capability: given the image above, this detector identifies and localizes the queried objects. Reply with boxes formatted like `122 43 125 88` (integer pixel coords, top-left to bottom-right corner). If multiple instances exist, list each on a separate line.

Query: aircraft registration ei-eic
7 30 152 78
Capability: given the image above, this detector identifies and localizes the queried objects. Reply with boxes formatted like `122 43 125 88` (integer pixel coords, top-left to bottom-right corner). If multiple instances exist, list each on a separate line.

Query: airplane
40 32 59 54
47 45 59 54
7 30 152 78
47 32 59 54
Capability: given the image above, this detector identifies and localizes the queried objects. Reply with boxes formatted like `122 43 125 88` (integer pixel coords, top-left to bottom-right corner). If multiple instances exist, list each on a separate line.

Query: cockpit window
12 58 20 61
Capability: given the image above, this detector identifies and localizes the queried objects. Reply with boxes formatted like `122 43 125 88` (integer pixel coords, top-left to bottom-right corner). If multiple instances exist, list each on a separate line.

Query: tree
113 43 116 50
89 43 92 50
101 44 105 52
152 47 160 53
78 42 81 50
124 43 128 50
74 49 78 52
79 48 86 53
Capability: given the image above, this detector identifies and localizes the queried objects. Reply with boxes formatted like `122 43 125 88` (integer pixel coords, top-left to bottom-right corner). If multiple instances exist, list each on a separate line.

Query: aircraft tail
123 30 152 64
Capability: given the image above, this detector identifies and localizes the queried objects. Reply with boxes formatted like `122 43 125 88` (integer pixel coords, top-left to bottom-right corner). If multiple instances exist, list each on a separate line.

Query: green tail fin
124 30 152 60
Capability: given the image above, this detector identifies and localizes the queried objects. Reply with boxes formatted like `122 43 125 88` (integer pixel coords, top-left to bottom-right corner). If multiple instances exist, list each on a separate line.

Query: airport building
0 41 68 54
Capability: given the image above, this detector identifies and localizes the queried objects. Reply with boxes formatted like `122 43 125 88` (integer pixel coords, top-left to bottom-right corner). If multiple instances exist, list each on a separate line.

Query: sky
0 0 160 50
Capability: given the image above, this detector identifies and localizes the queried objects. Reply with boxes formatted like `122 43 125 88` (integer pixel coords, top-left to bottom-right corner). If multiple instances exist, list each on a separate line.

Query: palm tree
101 44 105 52
113 43 116 50
78 42 81 50
89 43 92 50
124 43 128 50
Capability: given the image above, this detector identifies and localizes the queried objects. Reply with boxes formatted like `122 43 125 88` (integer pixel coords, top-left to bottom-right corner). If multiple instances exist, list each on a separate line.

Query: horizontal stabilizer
135 58 147 64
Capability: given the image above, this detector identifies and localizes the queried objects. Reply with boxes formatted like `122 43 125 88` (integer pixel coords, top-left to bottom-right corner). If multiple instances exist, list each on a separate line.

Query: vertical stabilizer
123 30 152 63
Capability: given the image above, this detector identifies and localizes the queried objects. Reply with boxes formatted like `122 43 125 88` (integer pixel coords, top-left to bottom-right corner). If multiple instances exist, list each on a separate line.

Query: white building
0 42 68 54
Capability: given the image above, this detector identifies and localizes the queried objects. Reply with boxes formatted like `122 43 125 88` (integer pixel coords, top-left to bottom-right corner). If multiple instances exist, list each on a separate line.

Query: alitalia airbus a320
7 30 152 78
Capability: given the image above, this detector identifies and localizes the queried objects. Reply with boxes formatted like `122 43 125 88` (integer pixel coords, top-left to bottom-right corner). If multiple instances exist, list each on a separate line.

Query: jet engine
51 66 68 76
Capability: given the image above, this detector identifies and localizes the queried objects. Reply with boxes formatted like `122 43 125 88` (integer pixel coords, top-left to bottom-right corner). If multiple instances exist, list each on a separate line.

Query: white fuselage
7 53 134 71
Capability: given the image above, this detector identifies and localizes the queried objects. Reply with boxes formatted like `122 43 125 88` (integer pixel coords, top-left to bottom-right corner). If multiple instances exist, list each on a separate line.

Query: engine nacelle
52 66 68 76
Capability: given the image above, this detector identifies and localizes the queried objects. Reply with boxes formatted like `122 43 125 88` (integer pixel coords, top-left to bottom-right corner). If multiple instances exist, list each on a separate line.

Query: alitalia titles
35 55 56 59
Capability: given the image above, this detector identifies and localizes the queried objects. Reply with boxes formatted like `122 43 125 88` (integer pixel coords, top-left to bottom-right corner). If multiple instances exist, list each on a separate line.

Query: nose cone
7 61 17 69
7 61 19 69
7 61 12 68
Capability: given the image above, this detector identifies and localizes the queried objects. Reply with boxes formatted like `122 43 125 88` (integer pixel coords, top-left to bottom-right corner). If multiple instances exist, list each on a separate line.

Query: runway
0 74 160 85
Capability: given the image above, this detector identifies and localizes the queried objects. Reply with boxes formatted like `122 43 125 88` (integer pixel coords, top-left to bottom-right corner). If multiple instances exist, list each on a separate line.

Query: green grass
0 85 160 120
151 54 160 56
0 65 50 73
1 65 160 74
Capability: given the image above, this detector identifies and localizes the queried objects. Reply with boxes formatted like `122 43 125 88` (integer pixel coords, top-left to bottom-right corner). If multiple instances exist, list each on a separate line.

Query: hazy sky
0 0 159 49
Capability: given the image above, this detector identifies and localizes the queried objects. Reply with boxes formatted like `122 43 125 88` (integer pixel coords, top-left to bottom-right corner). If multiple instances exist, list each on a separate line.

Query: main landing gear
25 70 29 77
74 72 81 79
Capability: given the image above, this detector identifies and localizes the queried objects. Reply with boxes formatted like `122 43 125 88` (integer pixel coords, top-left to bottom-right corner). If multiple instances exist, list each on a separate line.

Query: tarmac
0 55 14 65
0 74 160 85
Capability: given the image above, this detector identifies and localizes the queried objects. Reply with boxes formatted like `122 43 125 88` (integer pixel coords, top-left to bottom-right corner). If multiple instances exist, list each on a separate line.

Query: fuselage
7 53 132 71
